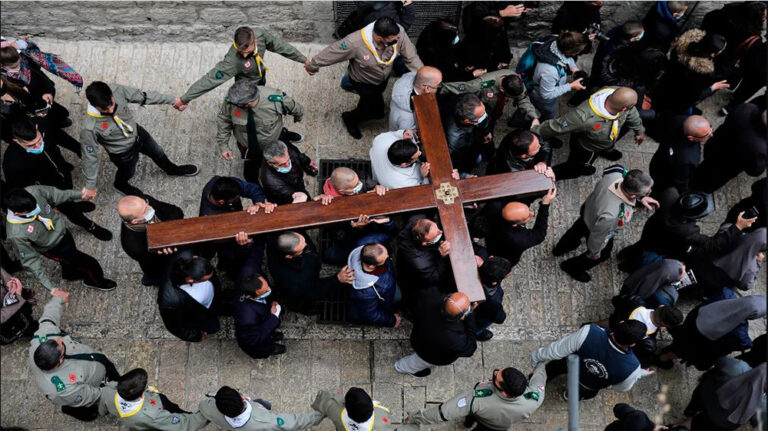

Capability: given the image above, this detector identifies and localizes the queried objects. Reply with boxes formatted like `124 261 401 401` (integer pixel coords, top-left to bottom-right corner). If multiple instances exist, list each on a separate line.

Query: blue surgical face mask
143 207 156 223
631 31 644 42
275 160 292 174
23 205 41 218
258 290 271 299
25 140 44 154
475 112 488 124
452 35 460 45
352 182 364 194
427 232 443 245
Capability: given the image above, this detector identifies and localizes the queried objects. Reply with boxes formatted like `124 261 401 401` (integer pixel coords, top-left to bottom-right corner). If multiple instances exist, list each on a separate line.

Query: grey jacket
582 166 636 255
389 72 417 131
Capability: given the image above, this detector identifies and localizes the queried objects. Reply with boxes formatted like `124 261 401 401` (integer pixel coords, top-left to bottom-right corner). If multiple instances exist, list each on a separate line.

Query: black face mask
386 39 398 47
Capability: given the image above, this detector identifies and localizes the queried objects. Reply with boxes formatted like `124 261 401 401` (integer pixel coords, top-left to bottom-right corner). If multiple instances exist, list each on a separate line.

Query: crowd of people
0 1 766 430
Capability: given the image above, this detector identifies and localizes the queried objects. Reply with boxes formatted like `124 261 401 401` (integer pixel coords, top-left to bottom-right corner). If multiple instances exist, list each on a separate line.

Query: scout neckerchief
115 393 144 418
225 399 252 428
87 104 134 138
341 408 375 431
588 87 620 141
608 179 636 228
6 208 54 230
232 41 267 78
360 22 398 66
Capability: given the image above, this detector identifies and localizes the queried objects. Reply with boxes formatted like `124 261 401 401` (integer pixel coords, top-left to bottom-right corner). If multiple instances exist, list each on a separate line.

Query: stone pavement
0 39 764 431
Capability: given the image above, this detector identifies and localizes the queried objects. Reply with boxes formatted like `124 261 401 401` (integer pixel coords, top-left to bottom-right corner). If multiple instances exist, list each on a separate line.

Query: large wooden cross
147 94 552 301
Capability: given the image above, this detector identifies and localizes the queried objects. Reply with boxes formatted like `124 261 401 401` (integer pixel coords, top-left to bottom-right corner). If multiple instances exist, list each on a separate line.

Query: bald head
444 292 471 319
414 66 443 94
683 115 711 139
118 196 148 223
502 202 533 225
330 167 359 192
606 87 638 112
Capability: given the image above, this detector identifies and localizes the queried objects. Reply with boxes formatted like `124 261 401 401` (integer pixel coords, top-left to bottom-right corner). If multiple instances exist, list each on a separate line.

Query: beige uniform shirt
198 397 324 430
98 382 209 430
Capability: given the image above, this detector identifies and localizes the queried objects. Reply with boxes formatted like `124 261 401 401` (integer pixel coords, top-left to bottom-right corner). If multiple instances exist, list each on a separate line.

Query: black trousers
42 231 106 287
545 358 600 400
552 139 599 181
107 125 174 196
348 79 387 124
238 128 298 184
557 215 614 271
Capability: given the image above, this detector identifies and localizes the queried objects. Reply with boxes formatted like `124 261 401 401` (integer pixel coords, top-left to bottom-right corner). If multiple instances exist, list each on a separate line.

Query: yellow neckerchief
115 393 144 418
6 209 54 230
588 87 620 141
360 23 398 66
87 105 134 138
233 42 268 77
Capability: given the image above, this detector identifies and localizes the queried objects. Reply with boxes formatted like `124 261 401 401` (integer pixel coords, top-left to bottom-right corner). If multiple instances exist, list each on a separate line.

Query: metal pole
567 354 580 431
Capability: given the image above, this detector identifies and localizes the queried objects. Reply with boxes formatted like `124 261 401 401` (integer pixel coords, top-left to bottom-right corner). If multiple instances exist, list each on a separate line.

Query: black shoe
560 261 592 283
580 165 597 176
76 201 96 213
167 164 199 177
601 149 623 161
57 118 74 129
282 128 304 143
86 223 112 241
476 329 494 342
341 112 362 140
553 242 576 257
271 343 287 356
549 137 564 149
271 331 284 342
83 279 117 292
114 184 144 197
412 368 431 377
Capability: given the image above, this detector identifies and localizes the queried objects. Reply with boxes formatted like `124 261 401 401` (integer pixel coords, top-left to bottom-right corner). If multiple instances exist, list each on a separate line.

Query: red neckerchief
322 178 343 197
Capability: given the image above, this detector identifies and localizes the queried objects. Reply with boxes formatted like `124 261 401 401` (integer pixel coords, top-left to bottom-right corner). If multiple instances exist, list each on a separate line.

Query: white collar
590 88 617 119
116 394 144 416
341 408 374 431
6 209 31 224
225 399 252 428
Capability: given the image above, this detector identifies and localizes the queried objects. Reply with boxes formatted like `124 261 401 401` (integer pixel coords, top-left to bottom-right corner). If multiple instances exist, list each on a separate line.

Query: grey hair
454 93 481 122
622 169 654 195
227 79 260 105
276 231 302 254
263 141 288 161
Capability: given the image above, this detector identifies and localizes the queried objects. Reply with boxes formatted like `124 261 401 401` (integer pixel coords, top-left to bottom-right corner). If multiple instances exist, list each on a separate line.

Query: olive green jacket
198 397 324 430
98 382 209 430
442 69 538 121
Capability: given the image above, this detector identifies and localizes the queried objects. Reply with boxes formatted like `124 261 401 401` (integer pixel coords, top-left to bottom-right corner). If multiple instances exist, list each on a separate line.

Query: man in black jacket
691 103 767 193
642 1 688 54
488 130 553 177
473 256 512 342
395 217 453 309
117 195 183 286
157 252 225 342
234 274 285 358
648 114 712 195
258 141 317 205
395 289 478 377
485 188 555 267
6 117 111 241
266 231 345 315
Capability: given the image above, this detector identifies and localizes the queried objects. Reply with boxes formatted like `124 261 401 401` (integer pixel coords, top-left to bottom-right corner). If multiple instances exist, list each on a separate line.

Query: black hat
344 387 373 423
676 191 714 220
215 386 245 417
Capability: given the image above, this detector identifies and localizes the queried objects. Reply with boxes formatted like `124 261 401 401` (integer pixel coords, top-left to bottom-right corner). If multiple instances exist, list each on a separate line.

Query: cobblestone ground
0 40 764 431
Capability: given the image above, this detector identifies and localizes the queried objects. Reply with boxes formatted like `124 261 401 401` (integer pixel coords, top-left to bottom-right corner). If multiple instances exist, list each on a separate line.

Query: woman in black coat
416 19 474 82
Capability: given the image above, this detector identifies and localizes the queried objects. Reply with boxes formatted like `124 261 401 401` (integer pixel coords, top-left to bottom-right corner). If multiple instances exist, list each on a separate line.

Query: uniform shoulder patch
458 84 466 91
480 79 495 88
267 94 284 102
340 41 348 50
457 397 467 408
215 70 224 80
276 417 285 426
86 146 95 153
68 373 77 383
523 391 540 401
51 376 66 392
560 120 569 128
474 388 492 397
171 416 180 424
74 394 83 403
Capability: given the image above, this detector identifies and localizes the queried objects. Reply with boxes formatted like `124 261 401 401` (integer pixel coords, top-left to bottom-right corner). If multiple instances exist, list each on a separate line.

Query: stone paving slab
0 39 764 430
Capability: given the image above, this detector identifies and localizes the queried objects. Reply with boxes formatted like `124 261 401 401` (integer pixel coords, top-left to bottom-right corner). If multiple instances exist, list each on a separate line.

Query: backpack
515 41 566 90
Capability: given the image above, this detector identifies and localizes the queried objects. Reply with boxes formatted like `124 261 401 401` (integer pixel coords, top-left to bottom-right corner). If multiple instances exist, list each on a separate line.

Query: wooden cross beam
147 94 553 301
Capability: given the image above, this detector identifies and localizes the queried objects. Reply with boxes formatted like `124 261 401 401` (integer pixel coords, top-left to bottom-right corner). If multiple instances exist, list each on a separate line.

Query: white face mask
143 207 156 223
452 35 460 45
475 112 488 124
427 232 443 245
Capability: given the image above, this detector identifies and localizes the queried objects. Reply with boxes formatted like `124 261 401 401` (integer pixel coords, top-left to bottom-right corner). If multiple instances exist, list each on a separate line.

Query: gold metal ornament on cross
435 182 459 205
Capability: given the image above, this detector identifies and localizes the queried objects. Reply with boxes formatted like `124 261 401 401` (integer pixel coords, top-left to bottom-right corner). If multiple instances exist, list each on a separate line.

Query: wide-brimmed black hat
677 191 714 220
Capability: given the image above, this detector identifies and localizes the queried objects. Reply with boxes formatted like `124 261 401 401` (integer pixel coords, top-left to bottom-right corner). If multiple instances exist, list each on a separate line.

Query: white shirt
370 130 428 190
180 280 214 309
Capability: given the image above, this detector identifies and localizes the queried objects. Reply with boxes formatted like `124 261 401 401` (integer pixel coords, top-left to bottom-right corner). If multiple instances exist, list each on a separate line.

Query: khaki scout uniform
408 363 547 430
216 86 304 156
442 69 539 122
311 390 416 431
6 185 81 291
28 296 107 407
80 83 174 190
98 382 208 430
198 397 324 430
306 24 423 85
181 28 307 104
532 87 645 153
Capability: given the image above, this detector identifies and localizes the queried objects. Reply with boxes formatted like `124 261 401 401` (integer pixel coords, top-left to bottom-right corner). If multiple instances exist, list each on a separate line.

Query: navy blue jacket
348 259 398 327
234 293 280 359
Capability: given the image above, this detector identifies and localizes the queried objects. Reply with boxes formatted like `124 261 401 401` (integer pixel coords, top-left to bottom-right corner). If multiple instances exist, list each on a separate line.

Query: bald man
117 194 183 286
533 86 645 181
485 187 556 267
648 114 712 195
395 288 478 377
389 66 443 131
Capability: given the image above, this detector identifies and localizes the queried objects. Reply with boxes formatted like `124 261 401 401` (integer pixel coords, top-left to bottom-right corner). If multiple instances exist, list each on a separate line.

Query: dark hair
210 177 243 202
373 17 400 38
345 387 374 422
33 339 62 371
85 81 114 110
276 231 302 255
614 320 647 346
215 386 245 417
411 218 434 242
622 169 653 196
240 273 265 297
117 368 148 401
620 21 644 40
0 46 19 66
361 243 384 266
556 31 588 57
454 93 482 122
11 117 37 141
387 139 418 165
689 32 727 58
657 306 684 327
234 26 255 50
500 74 525 97
479 256 512 286
4 188 36 213
171 256 213 285
500 367 528 397
501 130 536 158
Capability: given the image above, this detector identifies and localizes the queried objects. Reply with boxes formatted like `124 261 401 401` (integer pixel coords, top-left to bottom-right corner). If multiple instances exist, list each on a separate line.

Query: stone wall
1 1 725 44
